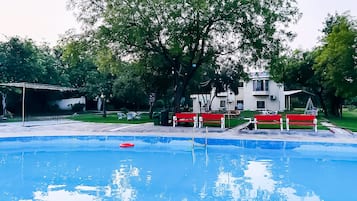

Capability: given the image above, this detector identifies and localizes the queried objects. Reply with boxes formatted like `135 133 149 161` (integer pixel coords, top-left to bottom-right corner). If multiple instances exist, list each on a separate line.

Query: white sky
290 0 357 50
0 0 356 49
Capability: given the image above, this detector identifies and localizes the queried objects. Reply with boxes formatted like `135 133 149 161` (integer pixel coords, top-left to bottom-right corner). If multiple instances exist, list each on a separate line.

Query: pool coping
0 119 356 144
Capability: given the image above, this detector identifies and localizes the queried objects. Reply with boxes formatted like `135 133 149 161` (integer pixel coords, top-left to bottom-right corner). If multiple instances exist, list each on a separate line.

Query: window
236 100 243 110
238 82 244 87
220 100 226 108
253 80 269 91
257 101 265 109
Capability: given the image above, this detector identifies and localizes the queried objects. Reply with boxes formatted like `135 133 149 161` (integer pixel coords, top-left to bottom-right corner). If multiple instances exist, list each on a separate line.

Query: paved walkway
320 122 354 135
0 119 356 144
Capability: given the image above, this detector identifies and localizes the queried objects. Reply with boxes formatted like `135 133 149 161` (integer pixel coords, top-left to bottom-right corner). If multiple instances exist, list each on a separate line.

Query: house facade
190 71 285 113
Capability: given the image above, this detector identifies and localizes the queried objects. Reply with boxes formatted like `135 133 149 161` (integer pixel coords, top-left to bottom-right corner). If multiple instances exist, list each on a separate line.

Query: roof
0 82 77 91
284 90 315 96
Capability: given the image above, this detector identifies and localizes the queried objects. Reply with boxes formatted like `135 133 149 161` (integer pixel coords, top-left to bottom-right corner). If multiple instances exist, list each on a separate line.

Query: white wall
50 96 86 111
190 72 285 113
242 80 284 111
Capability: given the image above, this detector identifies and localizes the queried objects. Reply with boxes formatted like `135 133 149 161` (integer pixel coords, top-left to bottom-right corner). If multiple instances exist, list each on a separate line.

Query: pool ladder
191 126 208 147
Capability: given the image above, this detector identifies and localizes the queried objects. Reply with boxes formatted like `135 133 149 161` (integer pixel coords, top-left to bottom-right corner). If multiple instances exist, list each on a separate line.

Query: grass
68 112 153 124
324 109 357 132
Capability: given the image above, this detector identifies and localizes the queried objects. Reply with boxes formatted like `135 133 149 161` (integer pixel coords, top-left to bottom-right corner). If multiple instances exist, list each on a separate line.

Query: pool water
1 136 357 201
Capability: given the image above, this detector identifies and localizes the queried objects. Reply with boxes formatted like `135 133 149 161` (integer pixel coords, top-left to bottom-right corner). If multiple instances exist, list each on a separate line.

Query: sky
0 0 356 49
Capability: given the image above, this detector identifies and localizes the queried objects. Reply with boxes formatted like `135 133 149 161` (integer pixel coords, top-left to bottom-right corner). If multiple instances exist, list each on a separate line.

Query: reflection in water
213 160 321 201
30 163 141 201
33 188 97 201
111 164 139 201
244 161 276 195
27 159 322 201
214 171 240 200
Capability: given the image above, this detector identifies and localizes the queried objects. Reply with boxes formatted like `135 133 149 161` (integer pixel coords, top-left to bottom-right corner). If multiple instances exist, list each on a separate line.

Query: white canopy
0 82 76 91
284 90 315 111
284 90 315 96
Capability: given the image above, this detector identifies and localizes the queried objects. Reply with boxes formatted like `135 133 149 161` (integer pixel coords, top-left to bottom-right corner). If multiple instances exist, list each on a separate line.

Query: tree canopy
270 13 357 117
315 13 357 116
315 14 357 99
0 37 65 85
69 0 300 112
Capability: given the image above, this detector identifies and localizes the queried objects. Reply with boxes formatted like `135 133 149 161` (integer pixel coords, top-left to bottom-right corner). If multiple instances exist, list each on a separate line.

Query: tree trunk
316 92 328 117
173 76 191 113
102 97 107 118
330 96 343 118
173 81 184 113
1 92 6 116
172 61 199 113
149 103 153 119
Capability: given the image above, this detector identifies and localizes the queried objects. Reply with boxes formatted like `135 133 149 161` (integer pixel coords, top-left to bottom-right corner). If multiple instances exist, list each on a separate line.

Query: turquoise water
1 136 357 201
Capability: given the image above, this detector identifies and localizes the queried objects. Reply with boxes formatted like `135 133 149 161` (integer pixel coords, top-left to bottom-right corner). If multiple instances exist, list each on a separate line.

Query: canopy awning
284 90 315 111
284 90 315 96
0 82 77 91
0 82 78 126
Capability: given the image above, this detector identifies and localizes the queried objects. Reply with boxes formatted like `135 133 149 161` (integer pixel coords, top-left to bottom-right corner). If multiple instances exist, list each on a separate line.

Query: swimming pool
1 136 357 201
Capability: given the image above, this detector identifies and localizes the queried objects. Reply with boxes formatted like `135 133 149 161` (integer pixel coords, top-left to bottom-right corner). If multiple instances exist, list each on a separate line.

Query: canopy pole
22 83 25 126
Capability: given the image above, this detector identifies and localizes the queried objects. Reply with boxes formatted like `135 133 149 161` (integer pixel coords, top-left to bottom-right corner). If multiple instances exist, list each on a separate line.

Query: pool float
120 143 135 148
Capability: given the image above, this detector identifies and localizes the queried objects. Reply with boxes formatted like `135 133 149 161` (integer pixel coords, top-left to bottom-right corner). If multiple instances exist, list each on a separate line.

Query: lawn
324 109 357 132
68 112 153 124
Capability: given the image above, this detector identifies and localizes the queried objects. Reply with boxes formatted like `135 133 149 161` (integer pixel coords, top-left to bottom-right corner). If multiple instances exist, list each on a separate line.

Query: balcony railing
252 90 270 96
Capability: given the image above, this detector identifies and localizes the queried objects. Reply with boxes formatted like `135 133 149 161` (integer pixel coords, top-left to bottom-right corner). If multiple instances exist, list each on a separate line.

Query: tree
0 37 68 115
59 38 98 88
270 50 328 115
59 36 115 117
112 69 148 110
270 13 357 117
0 37 63 84
315 13 357 117
69 0 300 112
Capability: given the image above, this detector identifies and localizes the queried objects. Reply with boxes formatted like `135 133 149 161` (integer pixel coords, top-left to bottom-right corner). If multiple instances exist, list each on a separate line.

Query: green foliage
60 38 98 88
69 0 300 111
59 36 115 103
154 99 165 110
271 13 357 117
315 14 357 99
314 13 357 117
271 50 317 89
0 37 71 114
112 67 148 110
0 37 67 84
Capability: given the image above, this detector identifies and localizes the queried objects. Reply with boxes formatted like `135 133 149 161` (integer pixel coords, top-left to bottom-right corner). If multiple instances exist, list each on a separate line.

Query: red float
120 143 135 148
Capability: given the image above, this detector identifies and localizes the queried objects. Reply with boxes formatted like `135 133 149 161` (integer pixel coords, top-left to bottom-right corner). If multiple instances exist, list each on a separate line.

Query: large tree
315 13 357 117
271 13 357 117
69 0 300 112
59 36 116 116
0 37 65 84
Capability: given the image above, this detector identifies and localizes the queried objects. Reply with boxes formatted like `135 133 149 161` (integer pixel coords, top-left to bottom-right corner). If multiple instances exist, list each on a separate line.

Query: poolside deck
0 120 356 144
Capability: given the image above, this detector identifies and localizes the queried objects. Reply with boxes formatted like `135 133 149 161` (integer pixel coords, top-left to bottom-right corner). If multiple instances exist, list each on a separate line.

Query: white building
190 72 285 113
49 96 86 111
